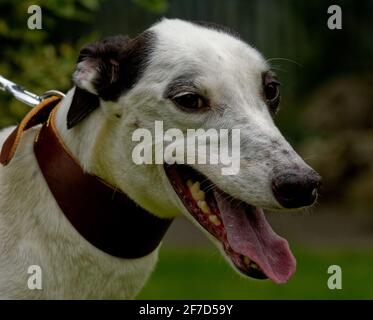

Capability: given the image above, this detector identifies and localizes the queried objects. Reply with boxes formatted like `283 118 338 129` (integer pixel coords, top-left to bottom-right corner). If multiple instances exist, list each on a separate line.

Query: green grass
138 246 373 299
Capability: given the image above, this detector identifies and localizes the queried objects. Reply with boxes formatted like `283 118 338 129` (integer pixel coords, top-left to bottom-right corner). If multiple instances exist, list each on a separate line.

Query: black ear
67 32 154 129
67 87 100 129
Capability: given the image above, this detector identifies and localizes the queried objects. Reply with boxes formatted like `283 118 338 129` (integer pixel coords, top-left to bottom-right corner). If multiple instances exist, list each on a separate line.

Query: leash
0 74 65 107
0 75 173 259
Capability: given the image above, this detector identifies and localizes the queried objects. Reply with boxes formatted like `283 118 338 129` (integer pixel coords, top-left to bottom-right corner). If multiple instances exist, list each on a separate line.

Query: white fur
0 19 313 299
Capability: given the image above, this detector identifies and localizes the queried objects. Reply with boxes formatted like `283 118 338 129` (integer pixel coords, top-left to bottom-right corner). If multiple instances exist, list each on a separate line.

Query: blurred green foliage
0 0 167 127
133 0 168 14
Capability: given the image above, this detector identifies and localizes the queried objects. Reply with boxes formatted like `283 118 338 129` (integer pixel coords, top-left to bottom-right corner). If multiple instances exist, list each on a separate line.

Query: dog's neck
56 88 104 175
56 88 137 196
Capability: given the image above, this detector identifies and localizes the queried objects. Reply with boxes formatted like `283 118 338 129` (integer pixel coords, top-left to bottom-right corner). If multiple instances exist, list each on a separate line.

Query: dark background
0 0 372 298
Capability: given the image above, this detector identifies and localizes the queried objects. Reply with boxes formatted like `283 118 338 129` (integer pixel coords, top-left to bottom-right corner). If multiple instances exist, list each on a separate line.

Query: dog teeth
208 215 221 226
197 200 211 214
250 262 260 270
243 256 251 267
188 181 205 201
187 180 220 226
243 257 261 271
244 257 261 271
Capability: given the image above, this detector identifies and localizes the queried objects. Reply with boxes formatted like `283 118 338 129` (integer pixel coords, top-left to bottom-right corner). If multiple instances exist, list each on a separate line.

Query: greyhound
0 18 320 299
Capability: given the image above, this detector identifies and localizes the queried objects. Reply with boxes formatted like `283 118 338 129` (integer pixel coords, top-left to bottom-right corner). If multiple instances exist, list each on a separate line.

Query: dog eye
172 93 206 110
263 71 281 112
264 82 280 102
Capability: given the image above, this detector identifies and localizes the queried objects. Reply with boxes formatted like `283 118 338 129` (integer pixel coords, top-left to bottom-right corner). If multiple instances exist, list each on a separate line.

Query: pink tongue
213 190 296 284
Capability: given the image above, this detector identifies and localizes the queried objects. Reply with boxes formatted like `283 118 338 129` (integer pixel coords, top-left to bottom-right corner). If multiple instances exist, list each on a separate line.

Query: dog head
67 18 321 283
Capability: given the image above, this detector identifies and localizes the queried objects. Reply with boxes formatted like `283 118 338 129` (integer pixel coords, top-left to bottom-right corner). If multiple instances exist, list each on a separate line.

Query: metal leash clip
0 75 65 107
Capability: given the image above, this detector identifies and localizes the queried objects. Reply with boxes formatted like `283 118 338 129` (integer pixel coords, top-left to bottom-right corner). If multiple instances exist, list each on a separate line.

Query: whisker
269 65 288 73
266 57 303 68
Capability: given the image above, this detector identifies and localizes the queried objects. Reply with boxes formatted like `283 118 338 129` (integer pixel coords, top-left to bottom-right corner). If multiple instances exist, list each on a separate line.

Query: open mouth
164 164 296 284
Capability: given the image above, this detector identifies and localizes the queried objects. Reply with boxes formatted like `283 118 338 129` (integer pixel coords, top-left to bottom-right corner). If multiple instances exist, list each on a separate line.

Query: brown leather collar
0 96 173 259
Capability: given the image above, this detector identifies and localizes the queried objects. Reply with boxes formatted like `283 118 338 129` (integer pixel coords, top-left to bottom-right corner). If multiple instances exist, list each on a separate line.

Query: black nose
271 170 321 208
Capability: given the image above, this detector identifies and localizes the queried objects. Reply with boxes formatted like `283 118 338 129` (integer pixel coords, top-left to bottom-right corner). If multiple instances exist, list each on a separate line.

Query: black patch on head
192 21 241 39
67 31 155 129
86 31 155 101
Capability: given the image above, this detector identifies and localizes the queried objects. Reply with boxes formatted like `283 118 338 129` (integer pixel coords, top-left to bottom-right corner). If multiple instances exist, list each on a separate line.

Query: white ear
73 60 99 95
